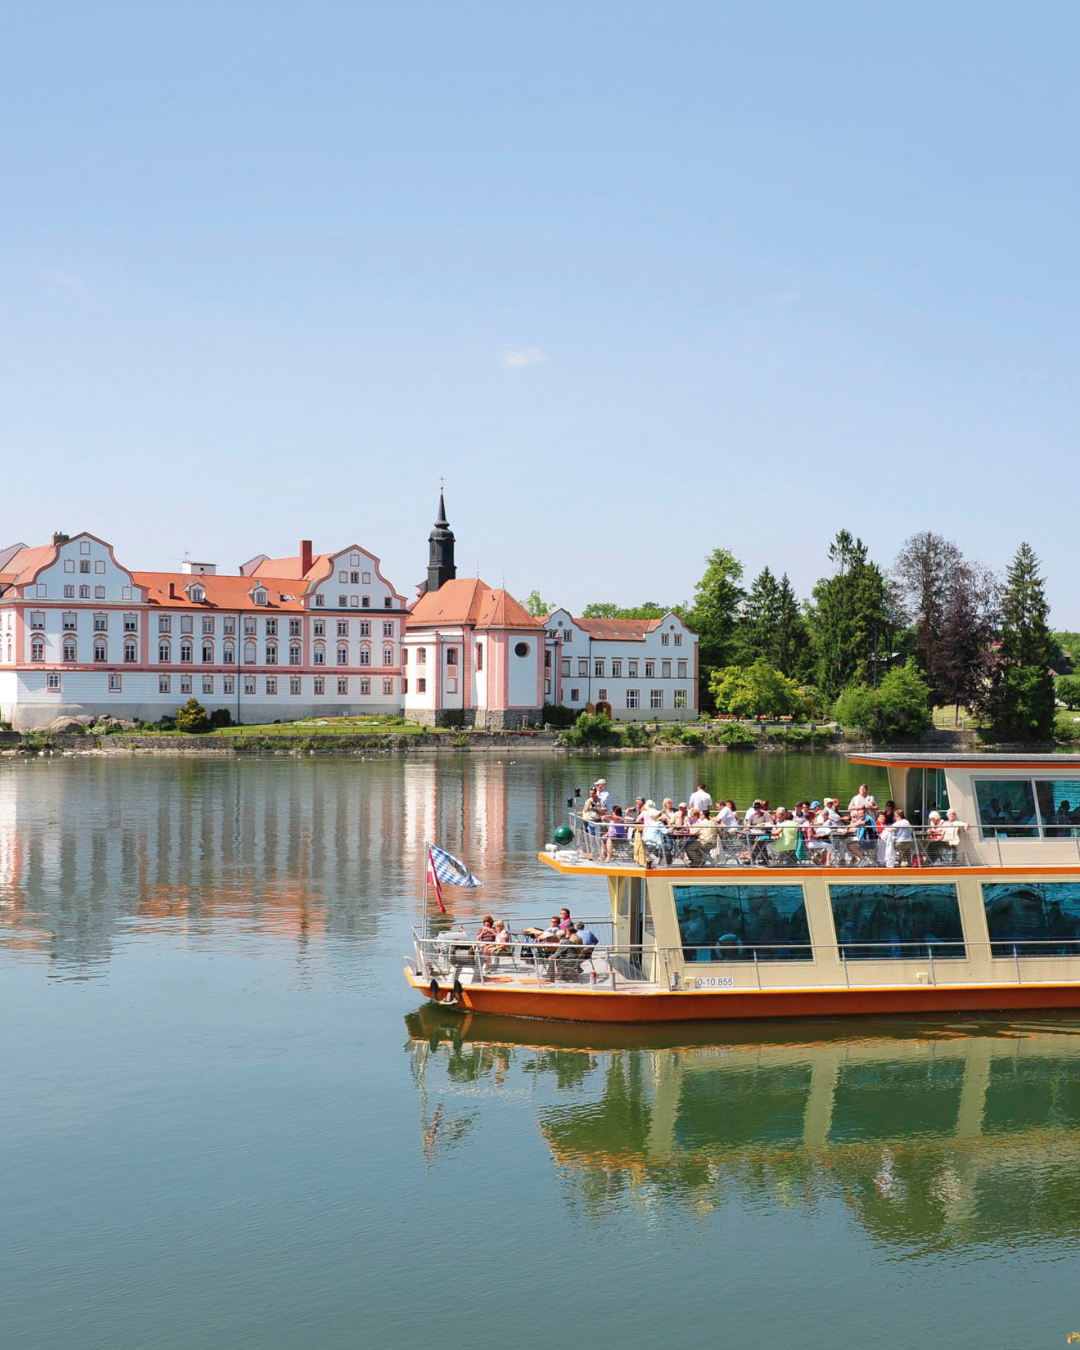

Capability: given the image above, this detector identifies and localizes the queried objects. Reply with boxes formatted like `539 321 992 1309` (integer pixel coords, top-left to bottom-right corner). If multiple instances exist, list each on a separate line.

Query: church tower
426 488 456 593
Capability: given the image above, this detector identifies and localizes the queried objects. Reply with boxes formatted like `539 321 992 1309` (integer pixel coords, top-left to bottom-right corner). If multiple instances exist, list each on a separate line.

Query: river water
1 751 1077 1349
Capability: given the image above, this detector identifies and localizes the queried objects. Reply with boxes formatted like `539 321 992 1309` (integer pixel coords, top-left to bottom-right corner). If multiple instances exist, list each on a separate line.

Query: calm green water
2 752 1078 1350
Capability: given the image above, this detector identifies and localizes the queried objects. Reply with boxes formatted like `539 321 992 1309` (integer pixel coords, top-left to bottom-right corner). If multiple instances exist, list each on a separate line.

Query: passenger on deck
602 805 627 862
848 783 877 812
689 782 713 814
558 907 574 932
771 808 800 865
575 921 600 957
594 779 610 811
893 809 915 866
941 809 969 851
718 799 739 830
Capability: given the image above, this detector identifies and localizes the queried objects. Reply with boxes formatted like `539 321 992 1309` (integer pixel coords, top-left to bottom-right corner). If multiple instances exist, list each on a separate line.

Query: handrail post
754 947 761 989
1014 947 1022 985
928 948 935 986
842 947 849 987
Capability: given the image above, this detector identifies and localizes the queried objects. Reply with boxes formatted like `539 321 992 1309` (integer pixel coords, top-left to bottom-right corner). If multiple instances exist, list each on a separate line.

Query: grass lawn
137 715 430 737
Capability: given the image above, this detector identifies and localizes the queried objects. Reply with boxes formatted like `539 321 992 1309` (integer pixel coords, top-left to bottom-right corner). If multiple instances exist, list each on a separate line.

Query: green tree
736 567 810 678
1056 675 1080 710
176 698 210 733
523 589 553 618
685 548 744 707
987 542 1055 739
581 601 668 619
709 659 807 718
893 531 963 703
834 660 932 744
809 532 897 698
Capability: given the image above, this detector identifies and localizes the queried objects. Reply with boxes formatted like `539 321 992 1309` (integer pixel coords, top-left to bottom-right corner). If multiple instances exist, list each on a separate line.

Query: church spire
427 487 456 593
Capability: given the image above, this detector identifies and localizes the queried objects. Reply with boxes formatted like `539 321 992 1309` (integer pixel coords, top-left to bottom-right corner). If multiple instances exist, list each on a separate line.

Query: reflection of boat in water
406 754 1080 1023
406 1009 1080 1248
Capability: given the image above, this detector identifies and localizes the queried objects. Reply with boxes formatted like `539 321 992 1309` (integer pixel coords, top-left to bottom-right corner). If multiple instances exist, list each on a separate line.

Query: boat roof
850 753 1080 769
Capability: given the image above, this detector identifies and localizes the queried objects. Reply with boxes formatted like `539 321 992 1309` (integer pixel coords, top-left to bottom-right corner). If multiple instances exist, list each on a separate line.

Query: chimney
168 582 175 599
51 532 69 547
300 539 313 575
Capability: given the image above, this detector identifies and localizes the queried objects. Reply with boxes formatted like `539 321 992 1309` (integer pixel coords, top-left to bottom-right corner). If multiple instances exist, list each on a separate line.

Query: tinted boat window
829 884 965 960
974 780 1038 837
983 882 1080 956
1034 781 1080 837
674 884 811 961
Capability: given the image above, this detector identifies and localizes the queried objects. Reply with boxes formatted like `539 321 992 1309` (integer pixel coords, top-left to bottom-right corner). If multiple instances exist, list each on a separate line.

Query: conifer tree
809 532 897 698
987 542 1055 739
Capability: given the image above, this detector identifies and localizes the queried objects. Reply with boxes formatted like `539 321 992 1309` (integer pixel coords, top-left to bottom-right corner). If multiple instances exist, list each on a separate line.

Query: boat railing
412 933 1080 992
562 812 978 869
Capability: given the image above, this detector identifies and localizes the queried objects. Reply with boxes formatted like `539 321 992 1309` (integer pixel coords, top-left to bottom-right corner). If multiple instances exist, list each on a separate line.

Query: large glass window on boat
674 885 811 962
983 882 1080 957
829 884 965 960
1034 781 1080 836
973 780 1038 837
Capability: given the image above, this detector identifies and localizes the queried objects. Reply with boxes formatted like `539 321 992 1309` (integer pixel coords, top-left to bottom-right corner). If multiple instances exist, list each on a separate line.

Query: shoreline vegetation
3 709 1077 757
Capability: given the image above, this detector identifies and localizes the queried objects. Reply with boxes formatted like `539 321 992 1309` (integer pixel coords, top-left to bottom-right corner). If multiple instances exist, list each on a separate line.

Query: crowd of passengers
578 779 970 868
470 908 601 978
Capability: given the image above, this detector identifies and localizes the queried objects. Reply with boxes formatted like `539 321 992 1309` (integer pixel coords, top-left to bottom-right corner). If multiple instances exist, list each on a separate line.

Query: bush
618 722 651 747
1057 675 1080 710
452 732 470 748
209 708 233 728
543 703 578 729
709 659 808 719
709 722 757 747
763 727 834 749
23 732 55 751
556 711 620 747
834 661 932 744
176 698 211 734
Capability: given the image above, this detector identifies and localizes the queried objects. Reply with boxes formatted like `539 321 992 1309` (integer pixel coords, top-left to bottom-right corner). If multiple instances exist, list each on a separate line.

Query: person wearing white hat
594 779 610 811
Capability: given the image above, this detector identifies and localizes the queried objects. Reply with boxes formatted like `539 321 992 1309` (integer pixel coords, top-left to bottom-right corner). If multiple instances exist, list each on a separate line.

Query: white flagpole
422 838 428 941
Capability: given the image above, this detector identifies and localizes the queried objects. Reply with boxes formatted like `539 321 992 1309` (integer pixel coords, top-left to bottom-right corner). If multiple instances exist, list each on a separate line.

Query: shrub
23 732 55 751
709 659 808 719
764 727 834 749
709 723 756 747
834 661 932 744
557 711 620 747
618 722 650 747
1057 675 1080 710
452 732 470 747
176 698 210 734
542 702 578 729
209 708 233 728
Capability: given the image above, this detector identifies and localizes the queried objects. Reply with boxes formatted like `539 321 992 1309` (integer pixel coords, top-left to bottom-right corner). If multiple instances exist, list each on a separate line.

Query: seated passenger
718 799 739 830
893 809 915 866
940 809 969 850
771 807 800 865
575 921 600 958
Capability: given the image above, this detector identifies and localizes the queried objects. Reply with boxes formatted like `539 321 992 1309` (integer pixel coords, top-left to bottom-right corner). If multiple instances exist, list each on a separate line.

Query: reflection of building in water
406 1010 1080 1249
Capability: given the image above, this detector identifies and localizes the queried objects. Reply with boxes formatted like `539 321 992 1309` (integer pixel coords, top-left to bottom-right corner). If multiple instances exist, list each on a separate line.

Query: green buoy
553 825 573 846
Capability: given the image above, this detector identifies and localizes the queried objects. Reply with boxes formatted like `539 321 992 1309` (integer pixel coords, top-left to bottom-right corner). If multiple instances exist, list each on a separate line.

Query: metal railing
561 813 975 869
411 932 1080 993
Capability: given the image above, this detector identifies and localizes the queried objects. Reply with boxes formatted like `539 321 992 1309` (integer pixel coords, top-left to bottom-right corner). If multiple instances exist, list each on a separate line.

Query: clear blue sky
3 2 1078 621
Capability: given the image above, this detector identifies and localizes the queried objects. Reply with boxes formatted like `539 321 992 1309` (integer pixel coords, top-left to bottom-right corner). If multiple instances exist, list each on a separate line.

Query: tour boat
404 754 1080 1024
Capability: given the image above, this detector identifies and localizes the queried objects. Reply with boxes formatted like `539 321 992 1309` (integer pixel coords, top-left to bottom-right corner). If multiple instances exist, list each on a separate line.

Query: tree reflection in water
405 1009 1080 1252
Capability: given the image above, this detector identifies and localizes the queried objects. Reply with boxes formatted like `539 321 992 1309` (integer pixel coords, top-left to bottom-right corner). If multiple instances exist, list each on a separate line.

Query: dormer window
254 588 267 606
190 585 205 603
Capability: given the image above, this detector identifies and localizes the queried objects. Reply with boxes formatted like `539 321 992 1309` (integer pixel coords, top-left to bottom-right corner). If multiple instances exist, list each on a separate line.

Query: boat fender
428 978 440 1002
451 976 464 1004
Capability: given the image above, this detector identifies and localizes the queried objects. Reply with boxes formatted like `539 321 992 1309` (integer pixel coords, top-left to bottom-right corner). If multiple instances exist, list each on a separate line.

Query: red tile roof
132 572 307 611
0 544 60 587
568 617 664 641
408 578 542 630
250 554 333 583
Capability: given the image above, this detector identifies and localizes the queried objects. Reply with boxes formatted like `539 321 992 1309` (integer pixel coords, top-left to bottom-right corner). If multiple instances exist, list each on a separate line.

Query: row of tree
528 530 1059 740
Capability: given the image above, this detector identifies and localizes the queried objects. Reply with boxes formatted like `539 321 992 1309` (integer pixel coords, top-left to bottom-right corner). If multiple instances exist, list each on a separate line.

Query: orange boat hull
405 969 1080 1024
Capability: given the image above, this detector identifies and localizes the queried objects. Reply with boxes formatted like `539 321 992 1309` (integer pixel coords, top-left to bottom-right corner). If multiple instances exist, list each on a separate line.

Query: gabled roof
408 578 542 630
0 543 62 587
570 617 664 641
249 553 333 583
132 572 306 611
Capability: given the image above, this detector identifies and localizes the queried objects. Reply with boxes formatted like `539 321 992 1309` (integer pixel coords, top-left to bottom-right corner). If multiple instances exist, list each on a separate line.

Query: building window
159 615 171 632
661 633 670 646
628 660 638 677
80 560 91 574
202 676 214 695
544 649 551 669
181 675 192 694
570 687 580 702
362 570 370 583
384 597 392 608
594 659 604 677
645 661 655 678
266 677 277 694
190 586 205 603
446 678 458 694
202 616 214 634
339 645 350 665
314 594 325 608
63 639 76 662
159 675 171 694
290 677 301 694
545 678 551 695
314 677 324 694
597 687 608 702
223 643 235 664
289 643 301 665
30 612 45 629
181 616 193 634
359 678 370 694
402 679 408 694
223 676 234 694
202 643 214 663
94 586 105 599
417 678 426 694
562 629 571 643
383 679 393 695
446 648 458 666
31 639 44 662
265 644 278 665
63 585 75 598
95 560 105 573
383 621 394 637
650 689 664 709
180 642 192 663
94 639 107 662
361 596 370 608
338 677 349 695
313 620 324 637
358 646 369 666
159 642 170 663
79 540 90 554
383 646 394 666
265 618 277 637
62 612 77 630
243 617 256 635
119 613 135 632
610 659 621 677
254 589 267 606
223 617 235 635
337 620 349 637
47 672 61 690
350 571 359 584
339 595 348 608
661 660 671 678
417 647 427 664
626 689 639 708
476 644 483 671
677 660 687 678
314 644 325 665
578 659 588 677
64 559 75 572
401 648 408 665
339 570 348 584
93 614 107 631
244 676 256 694
674 633 682 646
674 689 687 709
36 584 47 598
79 585 90 599
561 659 570 676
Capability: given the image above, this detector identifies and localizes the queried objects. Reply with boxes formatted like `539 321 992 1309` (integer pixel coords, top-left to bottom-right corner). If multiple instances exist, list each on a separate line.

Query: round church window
514 642 530 657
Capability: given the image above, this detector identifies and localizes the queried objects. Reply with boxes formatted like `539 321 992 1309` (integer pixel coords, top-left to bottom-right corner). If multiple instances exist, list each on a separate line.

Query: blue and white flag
428 844 482 889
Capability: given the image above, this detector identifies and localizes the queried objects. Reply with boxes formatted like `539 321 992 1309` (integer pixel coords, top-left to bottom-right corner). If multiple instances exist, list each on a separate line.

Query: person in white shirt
718 799 739 830
848 783 877 813
594 779 611 811
689 783 713 815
